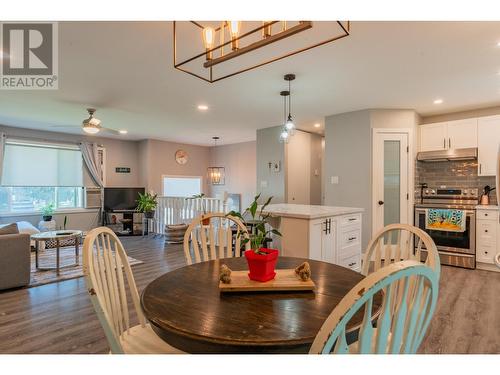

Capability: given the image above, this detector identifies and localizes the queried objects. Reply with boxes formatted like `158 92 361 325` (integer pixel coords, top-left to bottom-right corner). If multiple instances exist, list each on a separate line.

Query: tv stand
104 209 143 236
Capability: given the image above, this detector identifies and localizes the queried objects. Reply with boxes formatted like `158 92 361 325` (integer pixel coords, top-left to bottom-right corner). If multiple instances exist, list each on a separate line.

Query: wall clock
175 149 188 165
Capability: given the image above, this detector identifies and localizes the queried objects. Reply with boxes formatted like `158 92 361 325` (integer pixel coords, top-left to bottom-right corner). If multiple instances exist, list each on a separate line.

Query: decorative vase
245 248 279 282
43 215 53 222
144 210 155 219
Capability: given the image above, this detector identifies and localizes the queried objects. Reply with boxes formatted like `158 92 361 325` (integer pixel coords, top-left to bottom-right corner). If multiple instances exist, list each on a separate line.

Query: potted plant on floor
189 193 210 225
41 203 55 222
228 194 282 282
136 192 158 219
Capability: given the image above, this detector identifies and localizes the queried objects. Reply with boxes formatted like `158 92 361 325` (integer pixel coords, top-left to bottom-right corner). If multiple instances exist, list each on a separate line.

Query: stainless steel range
414 187 477 269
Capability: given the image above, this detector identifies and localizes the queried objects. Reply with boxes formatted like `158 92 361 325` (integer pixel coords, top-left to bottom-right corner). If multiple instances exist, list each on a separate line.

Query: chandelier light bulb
228 21 241 50
202 27 216 60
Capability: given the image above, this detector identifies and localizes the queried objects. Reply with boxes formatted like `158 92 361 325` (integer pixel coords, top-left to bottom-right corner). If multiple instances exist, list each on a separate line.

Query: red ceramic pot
244 248 279 282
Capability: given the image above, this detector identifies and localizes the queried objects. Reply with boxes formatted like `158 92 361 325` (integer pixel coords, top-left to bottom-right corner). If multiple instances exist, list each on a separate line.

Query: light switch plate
260 180 268 188
331 176 339 184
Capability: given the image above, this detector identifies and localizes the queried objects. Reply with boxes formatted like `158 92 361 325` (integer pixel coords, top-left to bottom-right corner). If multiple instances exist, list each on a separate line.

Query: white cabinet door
321 218 336 264
419 123 448 151
309 219 324 261
447 119 477 149
478 116 500 176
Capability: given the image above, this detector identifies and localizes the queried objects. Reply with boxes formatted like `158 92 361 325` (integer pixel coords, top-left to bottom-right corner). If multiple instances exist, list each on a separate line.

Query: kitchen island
265 204 364 272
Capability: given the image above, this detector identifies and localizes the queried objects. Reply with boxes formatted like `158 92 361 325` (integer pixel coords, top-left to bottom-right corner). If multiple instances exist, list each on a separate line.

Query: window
0 140 85 213
162 176 202 197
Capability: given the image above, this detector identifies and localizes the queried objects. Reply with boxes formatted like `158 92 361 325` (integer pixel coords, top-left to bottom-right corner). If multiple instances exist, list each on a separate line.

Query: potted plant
136 192 158 219
189 193 210 225
41 203 55 222
228 194 282 282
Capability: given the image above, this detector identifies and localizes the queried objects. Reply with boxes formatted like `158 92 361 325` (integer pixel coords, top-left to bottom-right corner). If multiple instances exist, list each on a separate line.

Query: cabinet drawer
340 228 361 248
340 213 362 227
476 210 498 221
476 221 497 243
476 245 495 264
338 253 361 272
338 243 360 259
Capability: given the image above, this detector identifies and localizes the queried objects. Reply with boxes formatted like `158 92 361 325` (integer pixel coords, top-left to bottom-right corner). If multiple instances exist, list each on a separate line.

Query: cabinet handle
485 230 488 233
485 213 488 216
348 262 357 267
479 164 482 174
348 237 356 241
443 138 446 149
485 251 488 254
348 218 357 221
449 138 451 149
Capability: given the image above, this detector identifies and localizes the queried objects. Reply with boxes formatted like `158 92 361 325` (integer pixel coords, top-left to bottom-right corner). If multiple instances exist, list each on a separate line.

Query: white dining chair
310 260 439 354
362 224 440 278
183 212 250 265
83 227 183 354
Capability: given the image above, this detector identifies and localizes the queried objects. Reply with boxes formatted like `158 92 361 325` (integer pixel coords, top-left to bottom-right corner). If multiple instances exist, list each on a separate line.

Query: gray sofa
0 232 31 290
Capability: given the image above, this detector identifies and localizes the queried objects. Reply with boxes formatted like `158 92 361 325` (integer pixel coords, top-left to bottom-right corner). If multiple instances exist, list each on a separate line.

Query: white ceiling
1 21 500 145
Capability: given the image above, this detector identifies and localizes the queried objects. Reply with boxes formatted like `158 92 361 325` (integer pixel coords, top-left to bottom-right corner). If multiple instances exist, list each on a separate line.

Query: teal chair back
310 260 439 354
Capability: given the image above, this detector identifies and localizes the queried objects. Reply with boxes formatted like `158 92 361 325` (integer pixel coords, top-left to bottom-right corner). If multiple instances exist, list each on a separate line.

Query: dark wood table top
141 256 377 353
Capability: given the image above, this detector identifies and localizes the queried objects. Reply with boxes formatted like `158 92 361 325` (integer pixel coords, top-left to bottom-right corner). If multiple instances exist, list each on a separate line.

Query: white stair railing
154 196 228 234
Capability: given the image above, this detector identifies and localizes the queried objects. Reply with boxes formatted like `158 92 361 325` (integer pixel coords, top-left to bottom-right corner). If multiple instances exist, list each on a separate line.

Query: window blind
1 142 83 187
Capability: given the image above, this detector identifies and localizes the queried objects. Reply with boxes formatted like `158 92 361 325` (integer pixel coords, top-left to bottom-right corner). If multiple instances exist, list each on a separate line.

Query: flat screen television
104 187 145 211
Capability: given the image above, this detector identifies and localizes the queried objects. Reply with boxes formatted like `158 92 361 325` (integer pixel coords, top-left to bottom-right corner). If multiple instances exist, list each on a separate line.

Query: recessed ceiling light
314 123 321 128
119 130 128 134
497 42 500 47
197 104 209 111
433 99 443 104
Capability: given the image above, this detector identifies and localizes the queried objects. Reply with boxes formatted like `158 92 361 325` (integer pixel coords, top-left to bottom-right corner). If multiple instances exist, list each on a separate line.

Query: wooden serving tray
219 269 315 293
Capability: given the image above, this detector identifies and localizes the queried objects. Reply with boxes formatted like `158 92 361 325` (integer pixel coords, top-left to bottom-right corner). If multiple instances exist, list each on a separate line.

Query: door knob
378 200 384 205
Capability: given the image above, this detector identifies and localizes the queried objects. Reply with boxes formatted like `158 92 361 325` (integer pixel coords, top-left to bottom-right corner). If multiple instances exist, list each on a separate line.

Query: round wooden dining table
141 256 380 354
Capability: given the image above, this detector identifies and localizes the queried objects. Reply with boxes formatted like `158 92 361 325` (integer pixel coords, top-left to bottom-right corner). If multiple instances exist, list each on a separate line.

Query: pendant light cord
288 79 292 118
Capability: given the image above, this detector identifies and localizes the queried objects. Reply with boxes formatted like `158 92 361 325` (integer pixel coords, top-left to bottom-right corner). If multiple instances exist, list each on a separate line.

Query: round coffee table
31 230 83 274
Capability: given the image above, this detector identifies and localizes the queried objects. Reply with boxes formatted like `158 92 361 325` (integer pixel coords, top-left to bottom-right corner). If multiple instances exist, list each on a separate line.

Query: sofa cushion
0 223 19 235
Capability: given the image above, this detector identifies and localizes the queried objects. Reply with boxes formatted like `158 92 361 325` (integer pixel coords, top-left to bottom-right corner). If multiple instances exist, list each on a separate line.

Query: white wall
287 131 311 204
208 141 256 210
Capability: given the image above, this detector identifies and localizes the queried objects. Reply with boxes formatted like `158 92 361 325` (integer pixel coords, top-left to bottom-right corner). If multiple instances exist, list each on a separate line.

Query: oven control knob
424 189 430 194
463 190 468 195
430 189 436 195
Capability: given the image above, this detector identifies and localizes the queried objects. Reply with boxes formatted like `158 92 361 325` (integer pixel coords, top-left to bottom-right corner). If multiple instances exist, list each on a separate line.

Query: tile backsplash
415 160 497 205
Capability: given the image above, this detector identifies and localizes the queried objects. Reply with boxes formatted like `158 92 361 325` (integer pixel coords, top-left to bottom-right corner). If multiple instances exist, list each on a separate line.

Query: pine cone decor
294 262 311 281
219 264 232 284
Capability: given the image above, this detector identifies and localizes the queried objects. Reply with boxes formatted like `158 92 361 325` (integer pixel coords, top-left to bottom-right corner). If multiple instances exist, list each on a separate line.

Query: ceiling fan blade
101 127 121 135
49 125 80 129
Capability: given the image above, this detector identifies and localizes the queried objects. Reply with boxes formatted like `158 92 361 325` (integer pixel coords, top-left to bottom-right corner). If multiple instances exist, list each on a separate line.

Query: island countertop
264 204 364 220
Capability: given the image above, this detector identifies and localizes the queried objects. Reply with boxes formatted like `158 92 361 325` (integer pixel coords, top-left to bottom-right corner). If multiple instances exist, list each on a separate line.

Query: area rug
29 247 143 288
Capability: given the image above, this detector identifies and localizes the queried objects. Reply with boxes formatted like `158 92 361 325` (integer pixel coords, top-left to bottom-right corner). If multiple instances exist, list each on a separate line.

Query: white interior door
373 131 409 235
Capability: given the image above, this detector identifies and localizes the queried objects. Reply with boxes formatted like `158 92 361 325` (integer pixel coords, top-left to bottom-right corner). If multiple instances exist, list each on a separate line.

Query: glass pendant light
279 90 290 143
284 74 296 136
202 26 216 60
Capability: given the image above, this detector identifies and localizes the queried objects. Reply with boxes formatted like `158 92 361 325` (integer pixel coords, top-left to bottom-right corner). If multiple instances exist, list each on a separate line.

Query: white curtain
0 133 5 185
79 142 103 187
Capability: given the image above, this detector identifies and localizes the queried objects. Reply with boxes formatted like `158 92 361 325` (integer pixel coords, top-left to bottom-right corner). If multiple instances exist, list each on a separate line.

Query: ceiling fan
51 108 123 135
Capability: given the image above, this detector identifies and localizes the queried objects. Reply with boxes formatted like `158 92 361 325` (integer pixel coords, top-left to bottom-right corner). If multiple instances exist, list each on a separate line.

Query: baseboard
476 262 500 273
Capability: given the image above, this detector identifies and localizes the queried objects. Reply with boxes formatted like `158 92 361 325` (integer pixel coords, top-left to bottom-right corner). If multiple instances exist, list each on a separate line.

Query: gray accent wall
324 109 418 250
324 110 372 249
256 127 286 203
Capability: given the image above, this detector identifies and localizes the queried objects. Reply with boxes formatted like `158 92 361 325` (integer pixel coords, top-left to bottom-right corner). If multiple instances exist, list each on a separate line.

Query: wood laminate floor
0 236 499 354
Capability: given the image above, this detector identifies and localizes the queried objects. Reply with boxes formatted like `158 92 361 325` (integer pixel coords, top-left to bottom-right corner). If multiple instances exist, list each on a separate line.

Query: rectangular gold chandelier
173 21 350 83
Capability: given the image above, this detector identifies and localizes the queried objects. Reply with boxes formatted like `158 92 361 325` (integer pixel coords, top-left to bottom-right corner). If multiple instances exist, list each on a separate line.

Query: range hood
417 147 478 162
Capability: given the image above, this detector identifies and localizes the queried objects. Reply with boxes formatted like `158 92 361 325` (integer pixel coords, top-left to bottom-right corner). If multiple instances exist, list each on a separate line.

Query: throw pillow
0 223 19 235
